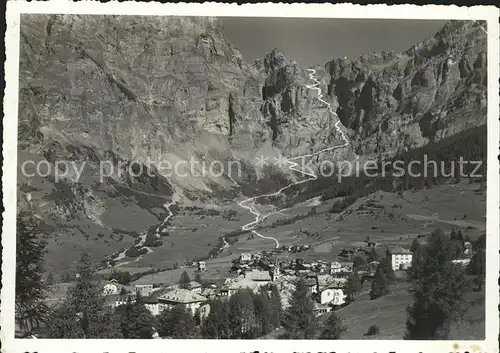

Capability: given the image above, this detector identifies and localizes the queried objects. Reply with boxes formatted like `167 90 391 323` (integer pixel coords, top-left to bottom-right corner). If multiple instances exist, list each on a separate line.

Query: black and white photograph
3 2 499 353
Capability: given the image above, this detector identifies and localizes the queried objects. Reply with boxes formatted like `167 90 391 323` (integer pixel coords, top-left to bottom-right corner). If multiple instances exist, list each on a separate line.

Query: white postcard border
2 2 499 353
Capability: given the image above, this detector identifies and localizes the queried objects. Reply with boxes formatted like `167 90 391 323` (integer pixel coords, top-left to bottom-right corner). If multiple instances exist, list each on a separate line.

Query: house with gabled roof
186 281 203 294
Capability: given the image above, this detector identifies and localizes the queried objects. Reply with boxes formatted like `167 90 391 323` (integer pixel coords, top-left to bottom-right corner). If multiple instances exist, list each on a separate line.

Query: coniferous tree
47 252 122 338
178 271 191 289
456 230 465 245
449 228 465 259
202 299 231 338
115 297 157 338
473 233 486 252
378 258 395 284
157 305 195 338
410 238 421 253
318 312 347 339
405 229 467 339
229 289 256 338
345 270 362 303
367 247 380 262
450 228 458 240
253 289 273 337
46 272 55 286
370 268 389 300
269 285 282 329
194 272 203 285
15 212 50 333
281 277 316 338
468 249 486 290
352 255 367 269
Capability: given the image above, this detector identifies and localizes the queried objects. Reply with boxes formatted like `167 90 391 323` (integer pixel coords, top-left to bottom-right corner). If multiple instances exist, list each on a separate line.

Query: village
99 237 468 323
96 225 480 337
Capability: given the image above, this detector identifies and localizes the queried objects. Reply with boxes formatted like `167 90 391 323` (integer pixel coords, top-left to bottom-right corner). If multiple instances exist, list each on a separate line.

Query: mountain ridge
17 15 487 272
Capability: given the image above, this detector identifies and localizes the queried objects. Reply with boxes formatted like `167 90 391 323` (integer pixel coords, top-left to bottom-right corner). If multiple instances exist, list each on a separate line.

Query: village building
271 263 281 281
330 261 342 274
387 247 413 271
158 289 208 315
464 242 473 256
198 302 211 321
102 282 120 296
452 258 471 267
244 269 272 286
134 284 153 297
305 277 318 294
139 288 172 316
105 294 137 308
315 275 347 306
224 277 260 296
201 287 217 300
186 281 203 294
116 294 137 307
240 253 252 263
313 302 333 317
198 261 206 271
339 262 354 272
318 287 347 306
142 296 161 316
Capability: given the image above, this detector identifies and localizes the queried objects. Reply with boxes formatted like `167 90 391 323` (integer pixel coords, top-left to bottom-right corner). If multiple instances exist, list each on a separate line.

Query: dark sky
220 18 447 67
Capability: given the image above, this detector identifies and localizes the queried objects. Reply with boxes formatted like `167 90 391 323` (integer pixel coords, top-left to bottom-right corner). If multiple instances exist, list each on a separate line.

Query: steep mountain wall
17 16 487 271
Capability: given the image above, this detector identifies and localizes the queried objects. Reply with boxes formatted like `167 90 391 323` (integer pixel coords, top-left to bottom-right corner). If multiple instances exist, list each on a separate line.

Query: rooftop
201 288 215 296
313 302 331 310
227 277 259 291
187 281 202 289
245 270 272 281
387 246 412 255
159 289 207 303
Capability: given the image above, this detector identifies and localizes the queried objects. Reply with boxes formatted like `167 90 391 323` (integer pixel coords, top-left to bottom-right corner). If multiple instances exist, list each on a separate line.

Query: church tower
271 258 280 282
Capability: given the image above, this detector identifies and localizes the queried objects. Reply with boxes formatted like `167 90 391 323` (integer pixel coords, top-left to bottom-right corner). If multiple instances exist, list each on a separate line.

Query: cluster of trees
201 278 348 340
47 253 123 338
18 210 479 341
201 286 282 338
370 258 395 300
280 278 346 339
158 305 197 338
344 271 362 303
16 212 50 332
411 228 473 266
108 270 132 285
328 196 357 213
405 228 468 339
467 234 486 290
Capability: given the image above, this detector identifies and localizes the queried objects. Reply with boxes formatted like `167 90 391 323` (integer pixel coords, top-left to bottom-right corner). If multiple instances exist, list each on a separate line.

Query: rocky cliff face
323 21 487 157
17 15 487 270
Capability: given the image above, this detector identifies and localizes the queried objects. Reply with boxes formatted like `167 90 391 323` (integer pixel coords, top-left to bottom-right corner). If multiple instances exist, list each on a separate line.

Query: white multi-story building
102 283 120 295
318 287 347 306
330 262 342 274
158 289 208 316
387 247 413 271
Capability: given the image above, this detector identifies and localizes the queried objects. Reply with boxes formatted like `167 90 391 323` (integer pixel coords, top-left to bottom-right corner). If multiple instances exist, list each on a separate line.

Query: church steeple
271 258 280 282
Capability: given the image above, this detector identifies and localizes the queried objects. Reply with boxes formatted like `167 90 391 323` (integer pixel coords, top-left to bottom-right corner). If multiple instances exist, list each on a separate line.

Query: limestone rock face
17 16 487 270
322 21 487 157
20 16 486 175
